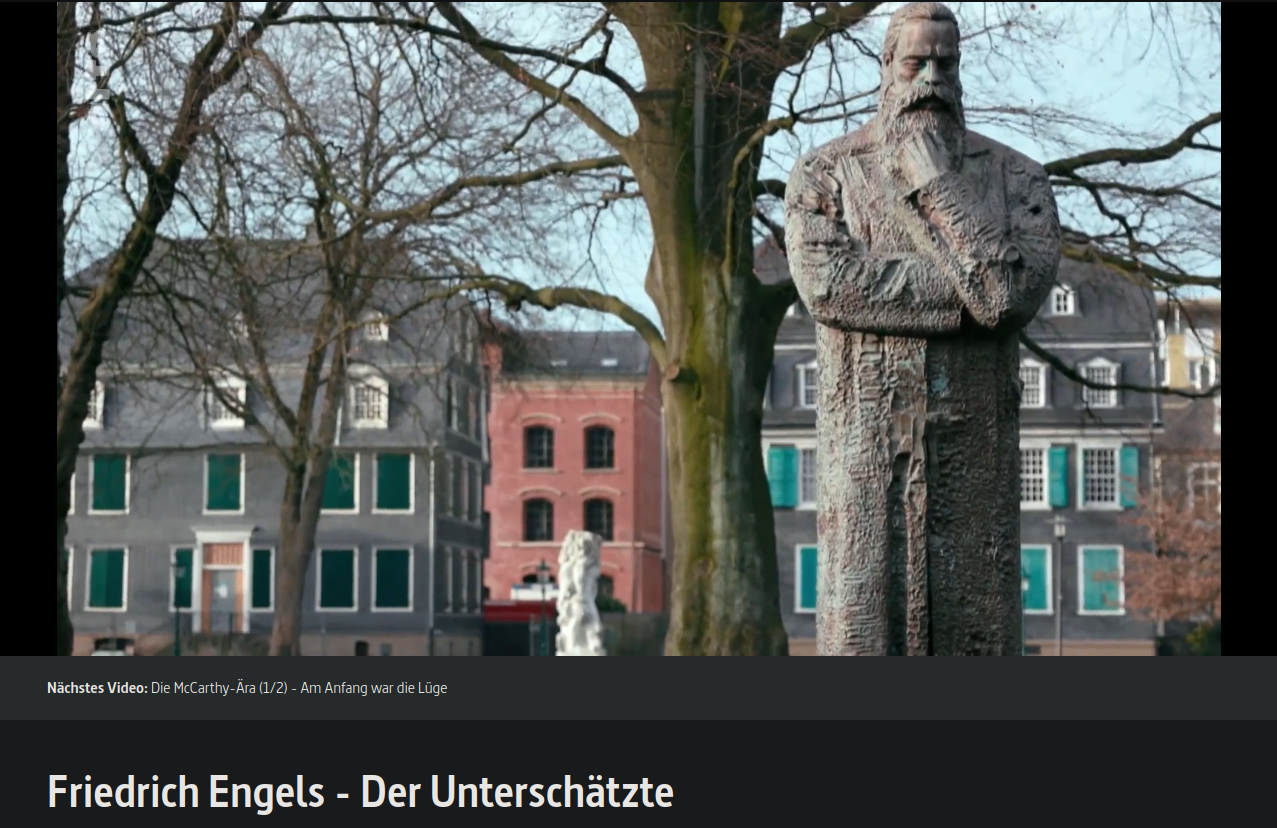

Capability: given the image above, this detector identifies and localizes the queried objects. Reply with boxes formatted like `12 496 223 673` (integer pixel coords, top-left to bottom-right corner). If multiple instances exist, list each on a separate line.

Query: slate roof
499 328 652 379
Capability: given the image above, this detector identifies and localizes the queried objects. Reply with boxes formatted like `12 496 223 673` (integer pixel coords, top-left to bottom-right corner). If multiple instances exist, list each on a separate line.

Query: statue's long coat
784 124 1061 655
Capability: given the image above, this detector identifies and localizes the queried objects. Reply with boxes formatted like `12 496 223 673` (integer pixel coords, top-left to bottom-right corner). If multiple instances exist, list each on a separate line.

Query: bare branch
779 2 884 67
1044 111 1221 176
1020 332 1218 400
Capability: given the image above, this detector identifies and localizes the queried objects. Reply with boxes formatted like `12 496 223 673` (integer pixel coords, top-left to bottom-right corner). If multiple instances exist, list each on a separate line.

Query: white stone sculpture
555 530 606 656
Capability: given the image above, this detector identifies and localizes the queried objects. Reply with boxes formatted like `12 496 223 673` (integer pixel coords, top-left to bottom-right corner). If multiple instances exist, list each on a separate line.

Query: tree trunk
56 2 78 656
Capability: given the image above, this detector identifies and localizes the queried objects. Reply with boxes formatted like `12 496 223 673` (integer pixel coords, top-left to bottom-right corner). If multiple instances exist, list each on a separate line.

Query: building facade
1155 296 1221 504
62 243 487 656
756 239 1162 655
482 326 665 613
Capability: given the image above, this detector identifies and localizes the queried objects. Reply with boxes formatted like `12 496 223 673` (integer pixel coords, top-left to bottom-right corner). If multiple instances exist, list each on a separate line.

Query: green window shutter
798 546 818 611
1047 446 1069 508
206 454 242 511
88 549 125 609
323 454 357 510
1020 547 1049 612
173 548 194 610
768 446 798 508
251 549 273 609
375 549 411 609
319 549 356 609
1081 547 1123 612
1119 445 1139 508
376 453 412 511
91 454 127 511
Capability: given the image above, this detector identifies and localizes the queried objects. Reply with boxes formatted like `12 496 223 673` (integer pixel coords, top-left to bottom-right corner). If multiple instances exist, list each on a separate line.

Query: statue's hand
897 132 951 195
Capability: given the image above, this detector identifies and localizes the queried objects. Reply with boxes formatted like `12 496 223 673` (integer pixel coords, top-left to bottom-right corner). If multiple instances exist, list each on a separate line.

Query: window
597 575 614 600
1214 394 1221 435
1081 358 1119 408
468 392 480 440
584 498 614 541
524 498 554 542
205 453 244 513
206 377 247 429
350 376 389 428
317 549 357 611
468 461 481 523
251 548 274 611
1078 546 1124 615
231 312 249 339
799 448 817 506
86 548 127 611
1019 360 1046 408
373 548 412 611
89 453 129 514
797 362 818 409
1081 445 1138 509
1020 448 1048 508
171 548 194 612
83 381 105 429
1187 359 1202 390
451 455 464 518
524 426 554 468
322 453 359 513
1050 285 1075 315
585 426 615 469
795 546 817 613
600 357 619 368
362 310 389 342
1020 546 1052 614
374 453 413 513
1081 447 1117 507
1188 462 1221 513
457 383 471 436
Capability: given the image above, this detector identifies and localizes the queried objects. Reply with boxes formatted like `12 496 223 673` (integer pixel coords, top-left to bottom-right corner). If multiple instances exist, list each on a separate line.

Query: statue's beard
878 83 966 168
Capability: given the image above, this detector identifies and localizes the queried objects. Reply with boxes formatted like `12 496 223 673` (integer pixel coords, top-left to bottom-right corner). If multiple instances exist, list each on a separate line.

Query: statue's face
882 19 962 126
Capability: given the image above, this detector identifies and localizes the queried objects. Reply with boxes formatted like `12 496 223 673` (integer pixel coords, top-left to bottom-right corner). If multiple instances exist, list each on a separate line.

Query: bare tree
270 2 1221 655
104 18 608 655
57 2 295 655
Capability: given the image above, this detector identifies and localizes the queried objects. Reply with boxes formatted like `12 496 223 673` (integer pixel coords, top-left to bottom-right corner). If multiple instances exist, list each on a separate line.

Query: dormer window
349 373 390 429
84 380 106 429
1080 357 1120 409
232 312 250 339
550 359 568 368
1050 285 1076 316
600 357 619 368
1018 359 1046 408
797 362 818 409
362 311 389 343
206 376 247 430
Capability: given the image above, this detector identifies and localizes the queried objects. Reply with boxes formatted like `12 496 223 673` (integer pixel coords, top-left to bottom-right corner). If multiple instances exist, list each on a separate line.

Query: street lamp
1048 514 1069 657
535 559 551 656
172 561 187 657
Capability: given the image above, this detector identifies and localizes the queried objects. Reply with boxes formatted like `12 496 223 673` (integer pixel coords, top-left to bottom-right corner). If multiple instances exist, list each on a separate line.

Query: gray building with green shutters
62 239 488 656
755 238 1162 655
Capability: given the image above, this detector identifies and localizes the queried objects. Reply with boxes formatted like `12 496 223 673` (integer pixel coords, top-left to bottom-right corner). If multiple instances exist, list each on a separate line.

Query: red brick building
482 324 666 612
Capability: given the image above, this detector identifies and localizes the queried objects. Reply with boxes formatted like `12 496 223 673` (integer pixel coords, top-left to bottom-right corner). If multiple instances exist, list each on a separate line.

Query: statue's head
878 2 965 148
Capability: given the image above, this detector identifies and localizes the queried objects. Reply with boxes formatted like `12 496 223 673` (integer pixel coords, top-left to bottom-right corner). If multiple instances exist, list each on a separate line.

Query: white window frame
794 544 817 614
232 312 249 339
1079 357 1120 409
799 447 818 508
1018 358 1047 409
203 452 247 516
1186 461 1221 514
762 436 818 511
83 546 129 613
600 357 619 368
315 547 360 613
206 376 248 430
348 374 390 429
168 545 196 614
1076 545 1126 616
1049 285 1076 316
361 310 389 342
1214 394 1221 435
87 453 131 515
372 452 416 515
83 380 106 430
249 547 276 613
1018 443 1050 511
1077 441 1123 512
320 453 361 515
797 361 818 410
371 547 414 613
1020 545 1053 615
448 377 460 431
